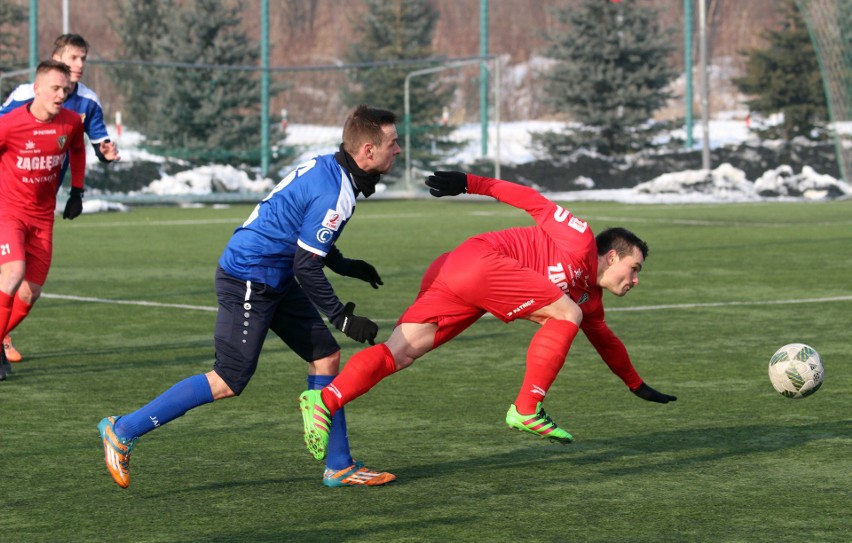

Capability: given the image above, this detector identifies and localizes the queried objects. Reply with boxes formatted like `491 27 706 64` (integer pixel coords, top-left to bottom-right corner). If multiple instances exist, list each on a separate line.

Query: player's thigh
23 224 53 286
268 283 339 363
212 268 280 395
0 218 29 267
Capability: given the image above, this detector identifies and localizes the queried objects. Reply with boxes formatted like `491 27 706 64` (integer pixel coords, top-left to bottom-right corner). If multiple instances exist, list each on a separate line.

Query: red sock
321 344 397 416
0 291 14 338
514 319 579 414
4 295 33 335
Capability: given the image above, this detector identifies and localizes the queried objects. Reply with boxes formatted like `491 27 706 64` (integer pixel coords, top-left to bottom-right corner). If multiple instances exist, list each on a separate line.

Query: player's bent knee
530 296 583 325
206 370 239 399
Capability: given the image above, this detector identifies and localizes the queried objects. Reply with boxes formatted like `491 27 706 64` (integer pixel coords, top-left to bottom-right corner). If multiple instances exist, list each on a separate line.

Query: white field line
40 293 852 322
64 212 852 230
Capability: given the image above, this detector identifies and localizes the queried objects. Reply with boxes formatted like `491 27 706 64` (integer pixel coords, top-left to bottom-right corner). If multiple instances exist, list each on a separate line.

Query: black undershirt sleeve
294 245 346 322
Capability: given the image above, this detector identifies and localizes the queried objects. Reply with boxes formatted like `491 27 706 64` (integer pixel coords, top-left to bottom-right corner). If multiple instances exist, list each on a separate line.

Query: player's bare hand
100 140 120 162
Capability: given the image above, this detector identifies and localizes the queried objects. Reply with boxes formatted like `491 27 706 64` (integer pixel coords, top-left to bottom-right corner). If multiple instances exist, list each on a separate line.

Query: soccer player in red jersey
299 170 676 461
0 60 89 380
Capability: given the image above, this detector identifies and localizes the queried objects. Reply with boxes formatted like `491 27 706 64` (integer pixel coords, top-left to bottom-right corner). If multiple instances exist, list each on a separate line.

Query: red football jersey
467 175 642 388
0 105 85 227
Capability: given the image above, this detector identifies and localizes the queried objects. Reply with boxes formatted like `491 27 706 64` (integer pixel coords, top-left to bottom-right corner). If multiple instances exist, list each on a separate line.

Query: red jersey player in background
0 60 88 381
299 170 676 463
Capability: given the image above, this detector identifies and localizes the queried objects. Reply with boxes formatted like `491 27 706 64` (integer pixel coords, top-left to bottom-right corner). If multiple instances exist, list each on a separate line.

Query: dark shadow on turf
392 419 851 480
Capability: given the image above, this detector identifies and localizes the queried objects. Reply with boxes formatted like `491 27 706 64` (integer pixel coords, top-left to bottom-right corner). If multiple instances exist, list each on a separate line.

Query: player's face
54 45 87 84
366 124 401 174
599 246 644 297
33 69 71 119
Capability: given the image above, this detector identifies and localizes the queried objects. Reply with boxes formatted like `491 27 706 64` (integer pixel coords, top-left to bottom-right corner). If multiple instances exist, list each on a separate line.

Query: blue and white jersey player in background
99 105 401 489
0 33 120 367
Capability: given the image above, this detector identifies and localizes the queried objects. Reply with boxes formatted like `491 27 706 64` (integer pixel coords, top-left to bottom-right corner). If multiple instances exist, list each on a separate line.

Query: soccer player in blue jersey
98 105 401 488
0 33 119 367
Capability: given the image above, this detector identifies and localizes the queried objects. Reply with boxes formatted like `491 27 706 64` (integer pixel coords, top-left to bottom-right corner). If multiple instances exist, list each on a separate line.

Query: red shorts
0 217 53 285
398 237 564 348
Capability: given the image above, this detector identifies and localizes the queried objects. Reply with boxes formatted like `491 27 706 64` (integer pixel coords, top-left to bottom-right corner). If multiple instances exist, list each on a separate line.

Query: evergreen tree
343 0 456 177
732 0 827 140
538 0 678 157
0 1 27 79
111 1 172 137
112 0 262 164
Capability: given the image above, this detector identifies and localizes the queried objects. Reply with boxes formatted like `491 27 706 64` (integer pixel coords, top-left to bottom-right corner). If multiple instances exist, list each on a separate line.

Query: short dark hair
36 59 71 80
341 105 397 155
52 33 89 56
596 227 649 259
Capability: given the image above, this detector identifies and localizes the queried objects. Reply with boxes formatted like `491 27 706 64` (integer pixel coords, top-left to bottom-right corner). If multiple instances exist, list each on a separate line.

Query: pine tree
539 0 678 157
732 0 827 140
343 0 456 177
112 0 262 164
111 1 172 137
0 2 27 77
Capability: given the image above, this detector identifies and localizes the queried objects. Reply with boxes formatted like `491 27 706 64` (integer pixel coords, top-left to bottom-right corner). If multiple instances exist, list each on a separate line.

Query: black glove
631 383 677 404
332 302 378 345
344 259 383 289
425 171 467 197
63 187 84 220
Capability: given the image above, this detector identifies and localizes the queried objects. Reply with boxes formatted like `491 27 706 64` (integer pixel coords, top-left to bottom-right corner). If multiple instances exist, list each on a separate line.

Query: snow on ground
73 117 850 214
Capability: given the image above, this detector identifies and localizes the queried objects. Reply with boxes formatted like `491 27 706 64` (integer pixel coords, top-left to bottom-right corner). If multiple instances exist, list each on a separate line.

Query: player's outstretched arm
631 382 677 404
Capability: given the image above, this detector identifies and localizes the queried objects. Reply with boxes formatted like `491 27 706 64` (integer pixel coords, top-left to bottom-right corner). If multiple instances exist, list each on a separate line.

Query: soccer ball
768 343 824 399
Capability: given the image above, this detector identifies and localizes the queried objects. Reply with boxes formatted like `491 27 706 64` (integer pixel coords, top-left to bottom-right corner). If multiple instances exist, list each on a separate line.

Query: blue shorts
212 266 339 395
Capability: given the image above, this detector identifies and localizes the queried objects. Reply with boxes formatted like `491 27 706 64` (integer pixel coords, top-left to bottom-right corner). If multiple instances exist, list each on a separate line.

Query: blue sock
114 374 214 440
309 374 353 471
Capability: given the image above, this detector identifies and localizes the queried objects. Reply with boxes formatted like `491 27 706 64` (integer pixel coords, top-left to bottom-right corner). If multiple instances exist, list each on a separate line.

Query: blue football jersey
218 154 357 291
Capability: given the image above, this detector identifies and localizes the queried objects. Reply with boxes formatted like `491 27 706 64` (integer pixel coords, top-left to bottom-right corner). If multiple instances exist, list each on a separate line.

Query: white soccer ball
768 343 824 399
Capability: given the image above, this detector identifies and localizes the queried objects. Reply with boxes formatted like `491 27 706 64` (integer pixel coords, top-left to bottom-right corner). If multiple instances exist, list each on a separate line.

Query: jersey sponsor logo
22 172 59 184
16 154 64 171
547 263 569 292
553 205 570 222
507 298 536 317
569 264 585 286
25 140 35 150
316 228 334 243
32 129 57 135
322 209 343 231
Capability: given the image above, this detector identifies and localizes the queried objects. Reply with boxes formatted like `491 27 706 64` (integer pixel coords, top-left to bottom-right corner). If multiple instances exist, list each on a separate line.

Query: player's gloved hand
631 382 677 403
63 187 84 220
425 171 467 197
344 259 383 289
332 302 378 345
